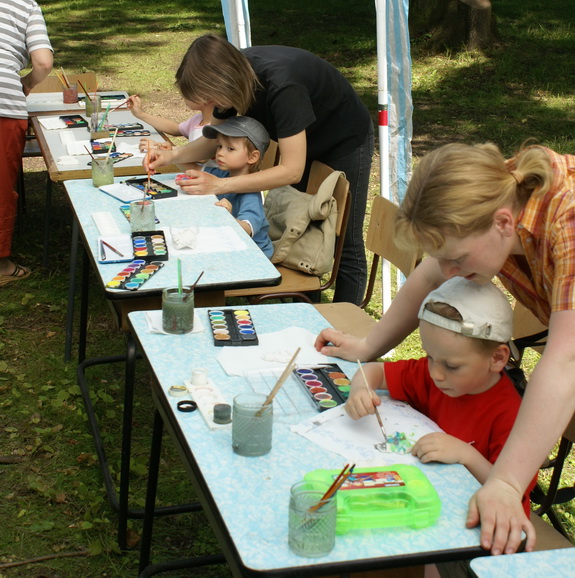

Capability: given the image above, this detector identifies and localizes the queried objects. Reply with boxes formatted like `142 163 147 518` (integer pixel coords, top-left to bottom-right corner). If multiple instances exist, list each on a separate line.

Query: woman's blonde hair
175 34 259 115
395 142 553 252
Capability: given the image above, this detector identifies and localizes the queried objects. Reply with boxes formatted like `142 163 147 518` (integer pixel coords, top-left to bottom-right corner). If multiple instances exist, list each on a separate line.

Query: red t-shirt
385 358 536 516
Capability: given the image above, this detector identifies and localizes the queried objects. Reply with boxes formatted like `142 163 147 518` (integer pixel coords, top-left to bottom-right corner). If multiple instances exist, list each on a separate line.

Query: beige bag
264 170 342 276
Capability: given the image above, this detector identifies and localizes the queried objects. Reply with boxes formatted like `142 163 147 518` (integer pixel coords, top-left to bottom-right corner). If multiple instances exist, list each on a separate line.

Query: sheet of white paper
165 226 246 255
116 142 145 157
145 310 204 335
217 326 329 376
291 396 443 464
38 116 67 130
66 139 92 156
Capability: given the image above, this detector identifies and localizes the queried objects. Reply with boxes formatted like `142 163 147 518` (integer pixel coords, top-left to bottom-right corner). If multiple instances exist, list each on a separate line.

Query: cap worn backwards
418 277 513 343
202 116 270 154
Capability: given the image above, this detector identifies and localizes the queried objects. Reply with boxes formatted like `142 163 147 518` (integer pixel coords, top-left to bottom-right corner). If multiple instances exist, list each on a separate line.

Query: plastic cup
85 94 101 117
129 200 155 233
288 481 337 557
62 82 78 104
232 392 272 456
162 286 194 334
91 156 114 187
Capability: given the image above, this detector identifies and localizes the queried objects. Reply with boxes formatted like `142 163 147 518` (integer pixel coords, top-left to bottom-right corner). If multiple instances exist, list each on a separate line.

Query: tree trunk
409 0 499 53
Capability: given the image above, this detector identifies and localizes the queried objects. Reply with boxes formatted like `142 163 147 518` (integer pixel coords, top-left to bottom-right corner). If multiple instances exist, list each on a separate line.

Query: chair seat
225 265 321 299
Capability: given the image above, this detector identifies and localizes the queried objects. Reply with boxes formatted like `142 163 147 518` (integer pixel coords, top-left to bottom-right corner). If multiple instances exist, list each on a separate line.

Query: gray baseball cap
418 277 513 343
202 116 270 154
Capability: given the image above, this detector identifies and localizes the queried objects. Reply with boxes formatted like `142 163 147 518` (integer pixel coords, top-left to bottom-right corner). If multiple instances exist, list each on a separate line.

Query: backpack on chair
264 170 342 276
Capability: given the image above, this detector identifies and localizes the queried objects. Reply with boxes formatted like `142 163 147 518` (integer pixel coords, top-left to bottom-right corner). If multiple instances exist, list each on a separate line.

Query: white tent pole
375 0 392 312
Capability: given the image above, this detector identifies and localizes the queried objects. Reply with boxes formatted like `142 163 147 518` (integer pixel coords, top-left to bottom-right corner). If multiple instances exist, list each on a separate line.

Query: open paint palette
105 260 165 290
126 177 178 199
131 231 169 261
293 364 351 411
207 309 258 346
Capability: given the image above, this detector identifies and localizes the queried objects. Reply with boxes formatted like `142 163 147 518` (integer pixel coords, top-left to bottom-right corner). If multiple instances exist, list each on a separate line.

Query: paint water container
303 465 441 534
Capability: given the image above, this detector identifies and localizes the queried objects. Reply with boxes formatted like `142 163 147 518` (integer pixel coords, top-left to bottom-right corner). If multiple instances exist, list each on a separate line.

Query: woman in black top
148 34 374 304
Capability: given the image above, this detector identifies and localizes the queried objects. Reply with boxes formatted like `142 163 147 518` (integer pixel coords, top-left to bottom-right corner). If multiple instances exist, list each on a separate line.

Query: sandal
0 263 32 286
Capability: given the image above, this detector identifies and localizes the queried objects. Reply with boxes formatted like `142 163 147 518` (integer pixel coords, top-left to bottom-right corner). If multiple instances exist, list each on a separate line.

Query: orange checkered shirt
499 147 575 326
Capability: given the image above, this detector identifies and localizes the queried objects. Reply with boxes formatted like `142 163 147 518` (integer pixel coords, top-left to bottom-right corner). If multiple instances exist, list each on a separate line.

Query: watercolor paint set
105 260 165 290
304 465 441 534
207 309 258 346
59 114 89 128
131 231 169 261
125 177 178 199
90 139 116 154
293 364 351 411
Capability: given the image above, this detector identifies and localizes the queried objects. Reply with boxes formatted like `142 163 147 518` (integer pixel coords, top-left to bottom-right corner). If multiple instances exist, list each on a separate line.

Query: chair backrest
512 301 547 355
306 161 350 291
261 139 279 171
361 195 420 308
31 71 97 93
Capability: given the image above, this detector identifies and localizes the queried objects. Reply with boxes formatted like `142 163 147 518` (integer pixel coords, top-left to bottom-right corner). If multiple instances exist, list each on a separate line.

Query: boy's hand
215 198 232 213
411 432 467 465
345 386 381 420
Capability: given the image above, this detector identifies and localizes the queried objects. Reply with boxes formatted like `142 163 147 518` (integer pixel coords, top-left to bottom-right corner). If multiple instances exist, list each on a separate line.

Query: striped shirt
0 0 52 119
499 147 575 325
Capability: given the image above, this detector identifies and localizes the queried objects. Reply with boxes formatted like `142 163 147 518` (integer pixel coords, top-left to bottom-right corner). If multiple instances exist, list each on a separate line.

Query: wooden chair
30 71 97 94
260 139 279 171
315 194 421 335
510 303 575 538
225 161 351 304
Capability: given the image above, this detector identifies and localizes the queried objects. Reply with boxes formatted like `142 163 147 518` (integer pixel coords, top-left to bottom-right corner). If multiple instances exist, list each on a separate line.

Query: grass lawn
1 0 574 575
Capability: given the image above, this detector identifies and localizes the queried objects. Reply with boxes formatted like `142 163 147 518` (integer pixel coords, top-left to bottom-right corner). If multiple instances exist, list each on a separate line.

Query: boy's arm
412 434 492 483
345 362 387 420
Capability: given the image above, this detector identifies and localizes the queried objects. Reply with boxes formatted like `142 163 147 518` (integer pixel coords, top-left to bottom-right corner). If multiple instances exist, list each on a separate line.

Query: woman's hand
145 148 175 173
314 328 368 361
175 169 227 196
467 479 536 555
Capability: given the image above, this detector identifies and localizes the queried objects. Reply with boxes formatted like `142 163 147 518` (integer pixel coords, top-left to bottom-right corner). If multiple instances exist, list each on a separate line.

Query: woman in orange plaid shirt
315 142 575 558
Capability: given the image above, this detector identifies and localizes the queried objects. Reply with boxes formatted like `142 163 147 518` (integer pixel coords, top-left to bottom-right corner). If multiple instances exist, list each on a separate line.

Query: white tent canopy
221 0 413 309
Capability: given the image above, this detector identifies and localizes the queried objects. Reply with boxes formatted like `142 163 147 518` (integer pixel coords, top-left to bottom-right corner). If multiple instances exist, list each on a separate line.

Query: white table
129 303 484 576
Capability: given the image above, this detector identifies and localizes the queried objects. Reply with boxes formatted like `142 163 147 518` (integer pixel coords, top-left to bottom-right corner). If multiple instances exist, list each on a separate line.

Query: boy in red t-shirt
347 277 537 578
347 277 536 514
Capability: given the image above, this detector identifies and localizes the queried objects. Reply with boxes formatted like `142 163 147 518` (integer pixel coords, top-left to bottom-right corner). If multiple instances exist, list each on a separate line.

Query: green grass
1 0 574 575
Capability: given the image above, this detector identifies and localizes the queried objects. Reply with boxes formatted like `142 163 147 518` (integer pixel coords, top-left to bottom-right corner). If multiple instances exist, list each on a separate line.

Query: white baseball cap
418 277 513 343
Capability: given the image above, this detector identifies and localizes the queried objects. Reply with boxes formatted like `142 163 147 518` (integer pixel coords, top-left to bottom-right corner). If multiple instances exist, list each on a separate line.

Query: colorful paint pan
207 308 258 347
130 230 169 261
292 364 351 412
105 260 165 291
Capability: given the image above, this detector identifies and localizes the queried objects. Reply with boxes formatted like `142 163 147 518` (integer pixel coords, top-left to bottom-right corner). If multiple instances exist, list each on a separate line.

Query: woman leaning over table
315 142 575 556
0 0 53 284
145 33 374 305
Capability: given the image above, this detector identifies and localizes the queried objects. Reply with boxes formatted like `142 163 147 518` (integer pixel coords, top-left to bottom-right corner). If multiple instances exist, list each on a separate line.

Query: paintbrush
189 270 204 291
100 239 124 258
105 127 119 161
78 80 92 102
60 67 71 88
83 145 96 161
256 347 301 416
307 463 355 515
357 360 387 446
